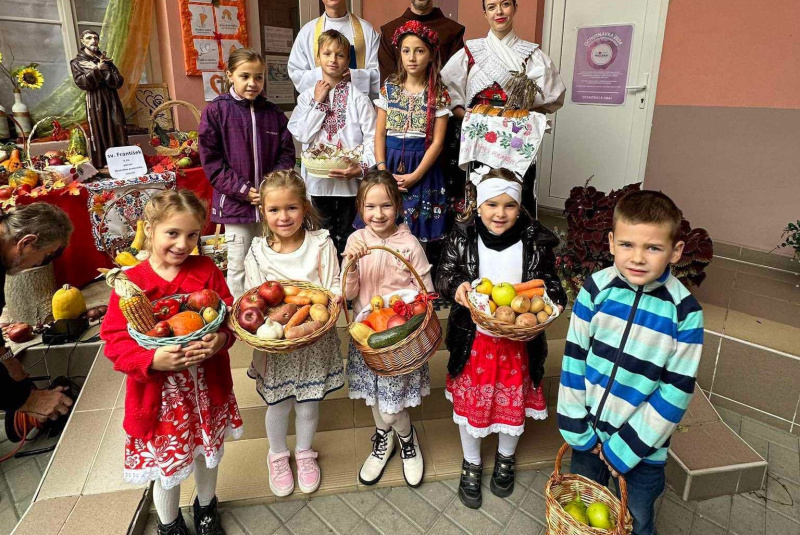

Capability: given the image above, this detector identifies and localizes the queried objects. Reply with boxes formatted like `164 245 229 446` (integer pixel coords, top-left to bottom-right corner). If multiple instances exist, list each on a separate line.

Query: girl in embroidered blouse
289 30 376 256
100 190 242 534
243 170 344 499
372 20 451 244
342 170 434 489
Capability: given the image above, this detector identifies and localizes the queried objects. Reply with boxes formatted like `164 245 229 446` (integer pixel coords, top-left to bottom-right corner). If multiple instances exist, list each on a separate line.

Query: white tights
371 404 412 438
153 457 218 524
459 425 521 465
266 398 320 453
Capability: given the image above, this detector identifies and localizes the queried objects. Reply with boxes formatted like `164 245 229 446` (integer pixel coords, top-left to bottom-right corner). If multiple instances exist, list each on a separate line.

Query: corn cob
101 268 156 333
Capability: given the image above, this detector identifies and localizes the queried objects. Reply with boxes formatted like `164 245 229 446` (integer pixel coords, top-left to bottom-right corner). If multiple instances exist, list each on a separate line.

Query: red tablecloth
16 167 215 289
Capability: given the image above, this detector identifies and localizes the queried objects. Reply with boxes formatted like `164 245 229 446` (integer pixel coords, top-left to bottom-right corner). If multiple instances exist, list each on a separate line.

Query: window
0 0 111 111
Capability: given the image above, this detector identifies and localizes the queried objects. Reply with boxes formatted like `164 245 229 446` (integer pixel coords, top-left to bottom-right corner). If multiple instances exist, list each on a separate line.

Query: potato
309 303 330 323
543 304 553 316
515 313 539 327
308 289 329 306
529 297 545 314
268 303 298 325
284 286 301 297
494 306 516 324
536 311 550 324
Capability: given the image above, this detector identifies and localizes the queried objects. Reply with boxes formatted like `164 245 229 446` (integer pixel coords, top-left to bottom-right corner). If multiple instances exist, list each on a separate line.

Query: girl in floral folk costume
100 190 242 535
370 20 451 243
343 171 433 488
436 169 566 509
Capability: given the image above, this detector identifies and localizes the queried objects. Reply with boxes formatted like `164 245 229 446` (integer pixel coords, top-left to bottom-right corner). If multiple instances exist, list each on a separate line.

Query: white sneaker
398 426 424 487
358 428 395 485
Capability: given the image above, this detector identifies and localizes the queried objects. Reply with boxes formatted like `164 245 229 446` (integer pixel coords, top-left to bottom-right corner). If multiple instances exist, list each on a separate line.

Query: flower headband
392 20 440 49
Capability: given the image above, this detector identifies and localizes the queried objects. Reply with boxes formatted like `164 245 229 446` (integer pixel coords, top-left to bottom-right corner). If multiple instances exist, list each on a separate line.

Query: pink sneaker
295 449 321 494
268 450 294 497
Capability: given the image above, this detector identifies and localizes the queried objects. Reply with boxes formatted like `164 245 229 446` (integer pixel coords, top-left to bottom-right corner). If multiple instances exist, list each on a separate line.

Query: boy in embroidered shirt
557 190 704 535
289 30 376 255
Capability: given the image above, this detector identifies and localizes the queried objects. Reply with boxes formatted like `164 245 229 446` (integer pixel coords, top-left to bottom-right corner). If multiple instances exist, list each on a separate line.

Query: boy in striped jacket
557 190 704 535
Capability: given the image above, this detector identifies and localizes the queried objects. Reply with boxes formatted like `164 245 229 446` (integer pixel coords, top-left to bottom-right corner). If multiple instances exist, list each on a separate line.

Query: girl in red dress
101 190 242 535
435 168 566 509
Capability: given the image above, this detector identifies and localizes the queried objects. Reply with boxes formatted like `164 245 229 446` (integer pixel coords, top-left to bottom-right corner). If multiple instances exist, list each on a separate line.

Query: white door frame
538 0 670 208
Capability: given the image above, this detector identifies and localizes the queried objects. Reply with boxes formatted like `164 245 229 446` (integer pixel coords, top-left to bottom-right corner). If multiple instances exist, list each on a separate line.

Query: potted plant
775 221 800 262
554 181 714 304
0 48 45 137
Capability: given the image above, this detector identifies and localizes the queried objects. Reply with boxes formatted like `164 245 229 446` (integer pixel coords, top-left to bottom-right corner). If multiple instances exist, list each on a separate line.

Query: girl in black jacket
435 168 566 509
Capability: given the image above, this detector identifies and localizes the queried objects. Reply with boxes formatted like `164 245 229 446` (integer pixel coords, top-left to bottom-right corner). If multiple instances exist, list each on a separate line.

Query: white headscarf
486 29 524 72
477 177 522 207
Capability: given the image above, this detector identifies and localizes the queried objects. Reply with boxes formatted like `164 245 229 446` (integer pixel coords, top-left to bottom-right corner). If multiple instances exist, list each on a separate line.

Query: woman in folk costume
440 0 566 216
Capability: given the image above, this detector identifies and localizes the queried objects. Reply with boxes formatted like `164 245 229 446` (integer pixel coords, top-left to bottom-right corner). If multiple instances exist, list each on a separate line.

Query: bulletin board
179 0 249 75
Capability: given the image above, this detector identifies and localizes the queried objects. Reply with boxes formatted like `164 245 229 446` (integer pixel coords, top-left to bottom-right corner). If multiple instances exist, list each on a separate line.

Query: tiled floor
0 438 54 534
138 406 800 535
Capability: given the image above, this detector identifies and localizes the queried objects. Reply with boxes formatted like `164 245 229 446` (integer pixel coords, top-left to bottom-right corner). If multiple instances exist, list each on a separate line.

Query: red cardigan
100 255 236 440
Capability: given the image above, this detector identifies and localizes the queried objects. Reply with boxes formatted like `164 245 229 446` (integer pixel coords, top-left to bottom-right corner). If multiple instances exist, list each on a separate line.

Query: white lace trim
465 37 539 105
348 386 430 415
123 424 243 490
452 412 525 438
526 407 548 420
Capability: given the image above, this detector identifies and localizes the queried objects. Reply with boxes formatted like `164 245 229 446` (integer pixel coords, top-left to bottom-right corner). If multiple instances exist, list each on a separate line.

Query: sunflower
0 52 3 64
17 67 44 89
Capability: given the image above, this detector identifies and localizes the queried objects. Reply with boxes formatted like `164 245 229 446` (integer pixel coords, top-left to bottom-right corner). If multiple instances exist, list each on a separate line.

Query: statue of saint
70 30 128 168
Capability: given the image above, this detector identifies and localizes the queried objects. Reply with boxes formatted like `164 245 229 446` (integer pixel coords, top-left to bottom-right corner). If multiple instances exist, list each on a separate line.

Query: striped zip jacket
557 265 704 474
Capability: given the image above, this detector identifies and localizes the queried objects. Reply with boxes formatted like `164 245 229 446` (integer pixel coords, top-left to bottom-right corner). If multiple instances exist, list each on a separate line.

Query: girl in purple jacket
199 48 296 299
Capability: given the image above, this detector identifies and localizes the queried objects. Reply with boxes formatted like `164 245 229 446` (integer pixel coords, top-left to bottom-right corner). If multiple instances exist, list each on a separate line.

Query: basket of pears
545 443 633 534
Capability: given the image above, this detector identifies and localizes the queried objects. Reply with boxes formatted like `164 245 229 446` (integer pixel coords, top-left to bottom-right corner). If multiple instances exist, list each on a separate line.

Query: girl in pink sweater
342 170 433 488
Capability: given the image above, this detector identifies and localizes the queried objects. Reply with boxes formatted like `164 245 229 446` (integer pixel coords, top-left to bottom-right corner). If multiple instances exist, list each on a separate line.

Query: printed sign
265 55 295 104
179 0 249 75
106 146 148 179
214 5 240 35
203 72 226 101
264 26 293 53
571 24 634 106
188 4 215 37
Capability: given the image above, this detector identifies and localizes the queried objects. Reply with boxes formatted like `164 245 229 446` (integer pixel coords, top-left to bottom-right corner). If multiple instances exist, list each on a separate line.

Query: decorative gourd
130 220 146 251
52 284 87 320
8 169 38 188
66 127 87 158
0 149 21 172
349 322 375 346
167 311 205 336
364 307 396 333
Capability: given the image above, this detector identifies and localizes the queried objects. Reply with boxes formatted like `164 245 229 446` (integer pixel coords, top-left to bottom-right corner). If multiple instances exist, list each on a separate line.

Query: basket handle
24 116 89 168
554 442 629 535
341 245 429 325
148 100 201 137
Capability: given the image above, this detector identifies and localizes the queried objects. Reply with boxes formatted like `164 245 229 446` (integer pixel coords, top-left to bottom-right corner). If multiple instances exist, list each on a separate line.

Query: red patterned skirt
123 366 243 489
446 331 546 438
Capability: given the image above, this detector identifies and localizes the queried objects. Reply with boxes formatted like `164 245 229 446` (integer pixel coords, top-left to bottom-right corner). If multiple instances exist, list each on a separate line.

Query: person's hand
78 60 101 71
342 69 351 83
342 240 370 271
393 172 420 192
19 387 72 422
454 281 472 307
184 333 227 364
2 357 28 381
247 187 260 205
591 443 602 455
558 305 564 313
313 80 332 103
328 160 361 180
598 448 619 477
150 344 187 371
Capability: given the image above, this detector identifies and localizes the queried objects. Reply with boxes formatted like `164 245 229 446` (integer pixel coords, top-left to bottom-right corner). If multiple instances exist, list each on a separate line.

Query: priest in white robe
288 0 381 100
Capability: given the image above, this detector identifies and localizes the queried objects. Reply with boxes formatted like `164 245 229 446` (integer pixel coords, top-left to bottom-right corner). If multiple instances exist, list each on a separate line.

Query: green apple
491 282 516 307
586 501 615 530
176 156 193 168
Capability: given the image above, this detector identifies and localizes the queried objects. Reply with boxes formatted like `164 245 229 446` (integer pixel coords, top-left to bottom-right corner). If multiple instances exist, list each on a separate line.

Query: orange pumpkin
167 311 205 336
364 307 396 333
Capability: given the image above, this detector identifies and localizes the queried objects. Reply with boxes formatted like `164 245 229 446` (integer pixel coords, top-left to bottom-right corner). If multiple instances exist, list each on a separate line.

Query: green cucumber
367 313 426 349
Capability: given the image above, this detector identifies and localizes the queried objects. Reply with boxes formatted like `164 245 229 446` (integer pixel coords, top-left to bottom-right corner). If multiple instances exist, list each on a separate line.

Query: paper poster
106 147 148 179
264 26 293 53
188 4 215 36
571 24 634 106
194 39 221 71
221 39 244 64
203 72 226 101
265 55 295 104
215 5 240 35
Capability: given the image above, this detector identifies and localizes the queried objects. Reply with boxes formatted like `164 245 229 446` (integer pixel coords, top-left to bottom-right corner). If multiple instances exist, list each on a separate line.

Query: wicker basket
25 116 90 169
301 145 362 178
466 287 560 342
127 294 227 349
230 280 341 353
342 246 442 377
148 100 201 157
98 187 164 265
545 443 633 535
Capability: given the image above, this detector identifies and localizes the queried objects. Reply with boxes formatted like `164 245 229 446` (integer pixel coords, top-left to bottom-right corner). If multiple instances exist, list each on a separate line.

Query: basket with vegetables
466 277 560 342
102 269 226 349
230 280 341 353
342 246 442 377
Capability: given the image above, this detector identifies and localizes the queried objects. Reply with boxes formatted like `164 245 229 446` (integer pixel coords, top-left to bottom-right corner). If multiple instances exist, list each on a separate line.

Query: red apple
6 323 33 343
15 184 32 195
0 186 14 200
186 289 220 312
386 314 407 329
258 281 285 307
48 157 64 166
146 321 172 338
239 293 268 313
410 301 427 316
237 307 265 333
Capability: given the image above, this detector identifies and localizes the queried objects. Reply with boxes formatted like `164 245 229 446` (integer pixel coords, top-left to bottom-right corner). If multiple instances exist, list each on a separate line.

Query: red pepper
153 298 181 321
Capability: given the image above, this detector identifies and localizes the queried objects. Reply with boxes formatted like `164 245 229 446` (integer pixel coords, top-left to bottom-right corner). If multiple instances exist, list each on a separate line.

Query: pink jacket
342 224 434 313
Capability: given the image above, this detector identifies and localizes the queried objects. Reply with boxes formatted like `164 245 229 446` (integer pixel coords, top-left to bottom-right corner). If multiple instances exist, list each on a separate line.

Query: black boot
157 513 190 535
458 459 483 509
193 496 226 535
490 451 516 498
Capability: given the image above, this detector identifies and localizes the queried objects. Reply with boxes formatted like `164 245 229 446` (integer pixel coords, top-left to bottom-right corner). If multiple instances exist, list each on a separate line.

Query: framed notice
265 55 295 105
571 24 634 106
179 0 249 75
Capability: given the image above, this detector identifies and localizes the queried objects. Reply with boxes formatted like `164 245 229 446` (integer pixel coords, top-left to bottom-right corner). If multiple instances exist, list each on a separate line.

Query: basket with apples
129 290 226 349
231 280 341 353
466 277 560 342
545 443 633 535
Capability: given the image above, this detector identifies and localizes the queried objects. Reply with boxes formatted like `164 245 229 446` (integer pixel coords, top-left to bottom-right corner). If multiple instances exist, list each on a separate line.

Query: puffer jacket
435 213 567 384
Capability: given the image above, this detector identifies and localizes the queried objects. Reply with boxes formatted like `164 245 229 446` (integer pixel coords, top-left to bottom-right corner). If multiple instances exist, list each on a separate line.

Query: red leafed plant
554 181 714 303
